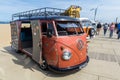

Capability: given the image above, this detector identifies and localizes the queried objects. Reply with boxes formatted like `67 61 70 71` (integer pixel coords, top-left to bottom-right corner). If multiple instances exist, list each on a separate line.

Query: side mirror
47 29 52 38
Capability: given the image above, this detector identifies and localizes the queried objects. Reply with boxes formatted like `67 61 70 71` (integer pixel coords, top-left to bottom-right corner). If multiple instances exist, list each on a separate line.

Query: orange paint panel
42 36 58 66
55 34 87 68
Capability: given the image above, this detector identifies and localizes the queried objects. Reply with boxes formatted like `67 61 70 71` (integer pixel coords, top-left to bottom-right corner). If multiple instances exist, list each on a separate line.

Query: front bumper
48 56 89 72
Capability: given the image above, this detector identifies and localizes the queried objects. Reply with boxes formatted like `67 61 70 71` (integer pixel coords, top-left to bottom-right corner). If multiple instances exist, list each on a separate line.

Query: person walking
117 23 120 39
109 22 115 38
103 23 108 36
115 23 118 32
96 22 102 35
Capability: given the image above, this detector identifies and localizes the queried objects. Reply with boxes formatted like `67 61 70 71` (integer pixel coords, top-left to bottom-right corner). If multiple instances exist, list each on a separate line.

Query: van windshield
81 20 92 27
56 21 84 36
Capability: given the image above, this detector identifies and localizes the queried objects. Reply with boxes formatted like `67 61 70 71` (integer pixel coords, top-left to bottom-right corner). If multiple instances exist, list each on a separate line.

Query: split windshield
81 20 92 27
56 21 84 36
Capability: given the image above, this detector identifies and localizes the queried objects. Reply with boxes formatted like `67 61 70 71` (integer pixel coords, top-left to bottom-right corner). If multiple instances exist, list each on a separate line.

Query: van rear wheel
39 59 48 70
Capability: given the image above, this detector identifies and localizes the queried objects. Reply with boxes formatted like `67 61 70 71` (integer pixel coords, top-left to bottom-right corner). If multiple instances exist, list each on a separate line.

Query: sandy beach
0 24 11 47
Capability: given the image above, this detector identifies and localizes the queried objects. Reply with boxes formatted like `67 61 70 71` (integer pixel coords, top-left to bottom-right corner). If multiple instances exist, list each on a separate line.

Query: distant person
109 22 115 38
103 23 108 36
96 22 102 35
117 23 120 39
115 23 118 32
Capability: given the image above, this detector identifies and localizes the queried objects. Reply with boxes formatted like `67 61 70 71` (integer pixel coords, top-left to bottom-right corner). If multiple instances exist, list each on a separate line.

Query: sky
1 0 120 23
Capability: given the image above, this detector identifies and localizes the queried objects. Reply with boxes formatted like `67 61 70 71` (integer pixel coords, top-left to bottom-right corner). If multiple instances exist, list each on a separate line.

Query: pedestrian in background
109 22 115 38
96 22 102 35
103 23 108 36
117 23 120 39
115 23 118 32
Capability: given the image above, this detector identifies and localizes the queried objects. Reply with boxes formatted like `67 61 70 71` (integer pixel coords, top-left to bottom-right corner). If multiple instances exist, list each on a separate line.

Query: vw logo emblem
77 39 84 50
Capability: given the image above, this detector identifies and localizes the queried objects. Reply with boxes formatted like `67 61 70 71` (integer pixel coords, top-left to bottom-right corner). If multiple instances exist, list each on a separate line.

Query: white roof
78 18 89 21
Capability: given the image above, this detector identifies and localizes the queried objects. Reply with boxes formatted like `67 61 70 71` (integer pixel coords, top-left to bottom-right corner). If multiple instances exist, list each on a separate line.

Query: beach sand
0 24 47 80
0 24 11 47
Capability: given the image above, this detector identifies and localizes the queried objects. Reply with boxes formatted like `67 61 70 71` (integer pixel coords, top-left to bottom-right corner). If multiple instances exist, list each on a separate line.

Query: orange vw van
10 7 89 72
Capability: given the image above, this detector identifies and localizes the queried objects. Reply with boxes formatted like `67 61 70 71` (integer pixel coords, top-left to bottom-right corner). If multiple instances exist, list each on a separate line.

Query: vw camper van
10 7 89 72
79 18 95 38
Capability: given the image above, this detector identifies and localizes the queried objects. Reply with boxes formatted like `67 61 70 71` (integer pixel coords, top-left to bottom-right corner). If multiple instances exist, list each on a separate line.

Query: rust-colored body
43 34 87 68
10 8 89 72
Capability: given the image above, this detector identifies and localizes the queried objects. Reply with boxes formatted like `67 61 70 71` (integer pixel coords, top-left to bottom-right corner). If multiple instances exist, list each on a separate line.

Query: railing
12 7 65 20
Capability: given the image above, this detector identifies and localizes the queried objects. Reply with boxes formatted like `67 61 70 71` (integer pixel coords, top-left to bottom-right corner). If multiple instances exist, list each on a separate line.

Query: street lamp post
94 6 98 21
90 4 102 21
90 6 98 21
116 17 118 23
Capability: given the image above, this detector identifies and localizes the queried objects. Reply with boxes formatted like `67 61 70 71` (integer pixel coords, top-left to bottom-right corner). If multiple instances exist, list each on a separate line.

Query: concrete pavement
0 30 120 80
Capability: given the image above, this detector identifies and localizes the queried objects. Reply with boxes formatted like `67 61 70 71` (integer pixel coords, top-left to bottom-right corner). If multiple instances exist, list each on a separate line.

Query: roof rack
12 7 65 20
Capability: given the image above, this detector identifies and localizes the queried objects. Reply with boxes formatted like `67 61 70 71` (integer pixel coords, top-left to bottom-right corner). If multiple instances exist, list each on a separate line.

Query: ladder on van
12 7 65 20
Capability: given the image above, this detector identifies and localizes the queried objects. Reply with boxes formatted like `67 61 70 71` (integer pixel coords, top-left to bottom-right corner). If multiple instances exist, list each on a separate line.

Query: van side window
41 22 47 35
48 23 55 35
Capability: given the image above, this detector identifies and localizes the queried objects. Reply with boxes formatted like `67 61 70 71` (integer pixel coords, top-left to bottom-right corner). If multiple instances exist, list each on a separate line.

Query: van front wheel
39 59 48 70
89 28 95 37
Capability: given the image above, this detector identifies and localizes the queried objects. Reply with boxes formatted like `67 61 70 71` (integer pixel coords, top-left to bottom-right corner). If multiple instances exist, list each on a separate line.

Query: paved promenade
0 29 120 80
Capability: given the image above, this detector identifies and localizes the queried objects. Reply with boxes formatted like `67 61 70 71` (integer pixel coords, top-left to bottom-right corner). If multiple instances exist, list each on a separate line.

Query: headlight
62 50 72 60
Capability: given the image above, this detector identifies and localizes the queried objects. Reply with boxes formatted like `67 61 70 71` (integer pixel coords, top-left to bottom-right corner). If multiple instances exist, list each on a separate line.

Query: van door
10 21 21 51
31 20 42 64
